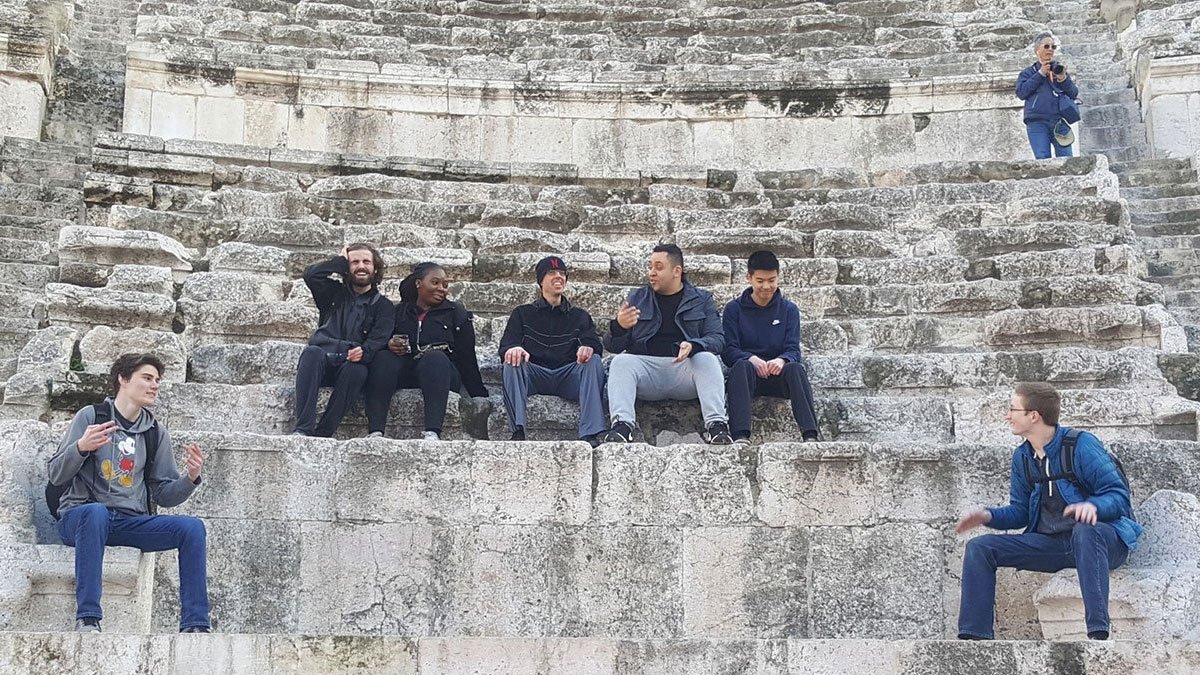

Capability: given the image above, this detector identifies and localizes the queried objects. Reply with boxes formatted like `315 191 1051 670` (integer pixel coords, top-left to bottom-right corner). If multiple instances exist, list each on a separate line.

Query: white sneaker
76 618 101 633
422 431 440 441
366 431 383 439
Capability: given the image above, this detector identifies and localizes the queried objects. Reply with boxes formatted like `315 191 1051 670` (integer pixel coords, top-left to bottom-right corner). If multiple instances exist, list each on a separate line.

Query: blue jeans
59 503 210 630
502 355 606 438
958 522 1128 639
1026 119 1073 159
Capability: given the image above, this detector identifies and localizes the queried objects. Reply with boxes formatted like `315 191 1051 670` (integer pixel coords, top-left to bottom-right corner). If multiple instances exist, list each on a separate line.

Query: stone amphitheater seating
1 0 1199 670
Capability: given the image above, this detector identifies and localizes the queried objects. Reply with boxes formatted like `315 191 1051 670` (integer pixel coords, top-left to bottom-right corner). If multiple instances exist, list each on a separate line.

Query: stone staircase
1046 0 1150 162
43 0 141 146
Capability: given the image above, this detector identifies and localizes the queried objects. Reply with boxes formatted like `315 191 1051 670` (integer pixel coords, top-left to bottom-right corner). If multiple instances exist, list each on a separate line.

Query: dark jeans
958 522 1129 639
364 349 460 434
294 344 368 437
59 503 209 630
726 359 818 438
1026 119 1073 159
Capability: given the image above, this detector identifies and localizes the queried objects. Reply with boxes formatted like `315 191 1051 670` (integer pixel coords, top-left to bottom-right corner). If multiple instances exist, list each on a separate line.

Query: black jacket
605 281 725 356
393 299 488 397
304 256 394 364
498 295 604 369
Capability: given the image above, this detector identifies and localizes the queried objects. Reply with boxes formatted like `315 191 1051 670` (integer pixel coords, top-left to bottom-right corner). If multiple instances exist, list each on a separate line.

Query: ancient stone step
44 267 176 332
2 633 1199 673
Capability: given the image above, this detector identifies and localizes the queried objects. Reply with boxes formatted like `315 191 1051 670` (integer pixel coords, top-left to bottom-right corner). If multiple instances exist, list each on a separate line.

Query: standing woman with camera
363 261 489 440
1016 32 1079 159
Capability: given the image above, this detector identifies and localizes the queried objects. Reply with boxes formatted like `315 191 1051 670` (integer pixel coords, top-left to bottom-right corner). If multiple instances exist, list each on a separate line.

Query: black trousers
726 358 818 437
364 349 461 433
294 345 368 437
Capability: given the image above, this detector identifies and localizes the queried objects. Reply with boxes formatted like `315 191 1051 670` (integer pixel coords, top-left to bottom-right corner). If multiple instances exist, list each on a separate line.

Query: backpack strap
1026 429 1085 491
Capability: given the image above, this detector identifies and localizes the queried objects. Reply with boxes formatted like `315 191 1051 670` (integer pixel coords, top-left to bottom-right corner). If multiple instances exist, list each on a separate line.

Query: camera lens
1052 64 1064 75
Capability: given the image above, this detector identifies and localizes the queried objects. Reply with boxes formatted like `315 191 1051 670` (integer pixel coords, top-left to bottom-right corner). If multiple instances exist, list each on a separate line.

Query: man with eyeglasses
1016 32 1078 159
954 383 1142 640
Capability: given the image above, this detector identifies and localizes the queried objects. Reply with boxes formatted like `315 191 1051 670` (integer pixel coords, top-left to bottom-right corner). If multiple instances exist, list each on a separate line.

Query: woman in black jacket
363 262 488 439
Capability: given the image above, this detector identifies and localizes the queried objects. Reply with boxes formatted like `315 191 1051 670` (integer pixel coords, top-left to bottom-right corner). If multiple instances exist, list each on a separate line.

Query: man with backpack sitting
46 353 209 633
955 382 1142 641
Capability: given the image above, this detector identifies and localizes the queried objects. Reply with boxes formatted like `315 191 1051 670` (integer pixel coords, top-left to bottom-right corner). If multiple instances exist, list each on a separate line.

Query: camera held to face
1050 61 1065 76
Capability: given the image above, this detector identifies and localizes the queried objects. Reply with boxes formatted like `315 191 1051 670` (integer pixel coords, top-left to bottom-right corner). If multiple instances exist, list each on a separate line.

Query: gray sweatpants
606 352 728 427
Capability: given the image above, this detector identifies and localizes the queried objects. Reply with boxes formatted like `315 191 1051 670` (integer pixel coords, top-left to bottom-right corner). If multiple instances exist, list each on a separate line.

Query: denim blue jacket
987 426 1143 550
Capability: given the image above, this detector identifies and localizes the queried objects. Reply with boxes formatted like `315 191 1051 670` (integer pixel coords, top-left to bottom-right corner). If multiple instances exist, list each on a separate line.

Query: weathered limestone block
78 327 187 383
682 526 808 638
1007 197 1127 227
105 265 175 297
152 383 296 435
178 300 318 346
781 203 889 232
610 252 730 287
954 388 1179 446
45 281 175 332
987 248 1097 280
478 202 583 233
675 228 813 257
808 523 945 638
592 444 756 527
1 326 77 413
83 173 153 207
823 396 954 442
452 281 626 318
952 224 1123 258
466 226 575 255
983 306 1160 349
578 204 670 238
181 271 290 303
189 341 305 385
838 256 968 286
1019 276 1162 309
756 443 879 527
428 180 532 205
333 440 591 525
668 208 773 232
105 205 220 250
231 217 343 250
380 247 473 280
1098 245 1147 278
344 223 461 249
473 251 608 283
307 173 428 200
57 226 194 284
812 230 908 259
207 241 293 274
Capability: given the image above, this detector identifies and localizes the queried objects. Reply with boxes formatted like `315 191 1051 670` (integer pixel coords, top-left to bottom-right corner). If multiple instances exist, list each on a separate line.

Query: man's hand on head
339 244 349 259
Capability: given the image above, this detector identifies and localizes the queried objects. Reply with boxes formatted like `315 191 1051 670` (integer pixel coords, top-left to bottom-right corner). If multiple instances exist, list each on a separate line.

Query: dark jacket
1016 62 1079 123
498 295 604 369
393 299 488 397
987 426 1143 551
304 256 394 364
721 288 802 366
605 281 725 356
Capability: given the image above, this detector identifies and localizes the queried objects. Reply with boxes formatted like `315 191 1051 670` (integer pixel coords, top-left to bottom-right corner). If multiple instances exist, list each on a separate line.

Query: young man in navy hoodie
722 251 819 444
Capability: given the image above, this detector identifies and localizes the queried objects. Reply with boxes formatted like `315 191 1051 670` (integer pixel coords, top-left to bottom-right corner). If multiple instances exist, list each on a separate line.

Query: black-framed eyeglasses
1008 407 1032 414
1042 44 1058 50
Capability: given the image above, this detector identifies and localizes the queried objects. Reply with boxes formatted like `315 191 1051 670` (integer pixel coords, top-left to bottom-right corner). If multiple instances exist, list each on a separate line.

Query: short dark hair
1015 382 1061 426
747 250 780 274
651 243 684 271
109 353 165 396
345 242 385 287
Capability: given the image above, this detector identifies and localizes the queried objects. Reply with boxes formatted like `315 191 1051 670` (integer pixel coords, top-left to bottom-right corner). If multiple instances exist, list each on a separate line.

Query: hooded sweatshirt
46 399 197 516
721 288 803 367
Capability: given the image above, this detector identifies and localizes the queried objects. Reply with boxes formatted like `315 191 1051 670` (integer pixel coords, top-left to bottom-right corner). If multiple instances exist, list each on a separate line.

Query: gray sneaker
422 431 440 441
366 431 383 439
76 617 101 633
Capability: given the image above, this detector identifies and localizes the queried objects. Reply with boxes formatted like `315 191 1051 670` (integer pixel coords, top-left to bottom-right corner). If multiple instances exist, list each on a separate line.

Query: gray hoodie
47 399 197 516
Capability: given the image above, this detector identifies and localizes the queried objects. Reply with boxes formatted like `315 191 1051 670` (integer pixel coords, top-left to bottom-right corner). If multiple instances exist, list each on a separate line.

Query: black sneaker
580 434 601 448
181 626 211 633
76 617 101 633
1087 630 1109 641
510 427 526 441
602 421 635 444
702 421 733 445
802 430 819 442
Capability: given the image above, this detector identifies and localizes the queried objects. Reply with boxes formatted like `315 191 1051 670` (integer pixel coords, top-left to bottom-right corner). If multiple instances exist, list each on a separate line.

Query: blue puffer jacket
987 426 1143 551
605 281 725 356
1016 62 1079 123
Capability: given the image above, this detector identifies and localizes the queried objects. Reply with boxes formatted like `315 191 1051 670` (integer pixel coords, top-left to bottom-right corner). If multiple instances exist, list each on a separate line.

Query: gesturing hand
504 347 530 367
1064 501 1097 526
576 345 594 364
182 444 203 481
955 509 992 534
77 421 118 453
673 341 693 364
616 302 640 330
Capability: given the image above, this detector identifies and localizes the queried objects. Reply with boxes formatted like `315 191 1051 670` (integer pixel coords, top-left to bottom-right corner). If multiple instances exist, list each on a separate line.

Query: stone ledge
0 633 1197 674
